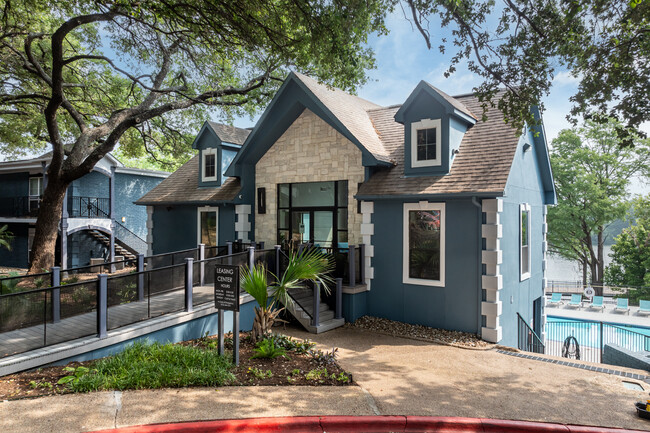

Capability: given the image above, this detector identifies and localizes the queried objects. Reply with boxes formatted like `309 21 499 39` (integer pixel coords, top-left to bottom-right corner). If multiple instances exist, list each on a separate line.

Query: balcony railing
69 196 109 218
0 196 40 218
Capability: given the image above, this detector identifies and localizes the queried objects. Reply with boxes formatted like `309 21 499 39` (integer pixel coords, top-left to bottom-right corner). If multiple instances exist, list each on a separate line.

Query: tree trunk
28 178 69 274
596 226 604 294
582 257 588 288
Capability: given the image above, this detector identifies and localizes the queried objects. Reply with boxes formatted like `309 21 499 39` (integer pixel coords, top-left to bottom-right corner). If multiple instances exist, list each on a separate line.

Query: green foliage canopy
0 0 389 170
605 196 650 300
405 0 650 140
547 118 650 286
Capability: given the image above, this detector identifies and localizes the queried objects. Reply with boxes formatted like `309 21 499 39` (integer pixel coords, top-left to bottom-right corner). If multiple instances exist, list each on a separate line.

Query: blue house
0 153 168 269
139 72 555 347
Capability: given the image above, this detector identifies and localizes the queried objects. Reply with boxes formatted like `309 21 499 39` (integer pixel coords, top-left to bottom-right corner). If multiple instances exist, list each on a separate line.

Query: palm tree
241 248 333 340
0 225 13 251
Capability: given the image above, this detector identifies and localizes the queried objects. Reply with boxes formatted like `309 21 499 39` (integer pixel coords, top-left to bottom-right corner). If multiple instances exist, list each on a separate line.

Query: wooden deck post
51 266 60 323
185 258 193 312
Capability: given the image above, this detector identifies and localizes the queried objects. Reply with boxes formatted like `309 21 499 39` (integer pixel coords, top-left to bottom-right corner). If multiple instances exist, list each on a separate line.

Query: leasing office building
137 72 555 347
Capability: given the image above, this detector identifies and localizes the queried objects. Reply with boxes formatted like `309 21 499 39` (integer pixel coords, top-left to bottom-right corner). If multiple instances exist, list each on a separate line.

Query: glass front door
291 211 311 245
278 181 348 250
290 210 334 248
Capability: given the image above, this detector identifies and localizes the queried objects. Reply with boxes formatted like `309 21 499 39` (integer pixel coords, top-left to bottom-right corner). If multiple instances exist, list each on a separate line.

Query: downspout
471 197 482 336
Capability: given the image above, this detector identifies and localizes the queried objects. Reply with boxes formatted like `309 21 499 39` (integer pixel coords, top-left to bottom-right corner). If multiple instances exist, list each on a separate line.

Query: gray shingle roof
293 72 393 164
358 91 519 197
135 156 240 205
206 122 250 145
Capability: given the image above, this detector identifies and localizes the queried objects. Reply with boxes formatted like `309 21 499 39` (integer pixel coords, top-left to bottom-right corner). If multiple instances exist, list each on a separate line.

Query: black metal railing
544 319 650 363
69 196 109 218
545 280 650 305
0 196 40 218
517 313 545 354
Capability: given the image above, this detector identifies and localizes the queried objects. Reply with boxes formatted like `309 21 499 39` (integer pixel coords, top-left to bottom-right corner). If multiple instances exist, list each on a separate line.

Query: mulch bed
0 332 352 401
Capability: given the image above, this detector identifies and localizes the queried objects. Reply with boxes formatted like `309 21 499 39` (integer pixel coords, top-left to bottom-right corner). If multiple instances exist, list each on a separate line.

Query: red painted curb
88 416 649 433
320 415 407 432
481 418 571 433
405 416 484 432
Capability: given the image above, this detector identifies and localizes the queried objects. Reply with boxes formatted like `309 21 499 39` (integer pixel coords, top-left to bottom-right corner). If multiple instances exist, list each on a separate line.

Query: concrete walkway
1 326 650 432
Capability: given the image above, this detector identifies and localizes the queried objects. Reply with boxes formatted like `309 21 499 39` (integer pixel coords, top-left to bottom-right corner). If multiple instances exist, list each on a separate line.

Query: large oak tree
0 0 388 273
404 0 650 140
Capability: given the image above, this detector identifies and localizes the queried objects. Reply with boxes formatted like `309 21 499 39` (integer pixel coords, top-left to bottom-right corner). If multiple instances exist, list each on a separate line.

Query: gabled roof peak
394 80 477 123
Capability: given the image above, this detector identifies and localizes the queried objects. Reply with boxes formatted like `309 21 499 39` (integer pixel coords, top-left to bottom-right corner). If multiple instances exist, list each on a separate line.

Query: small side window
520 203 531 280
202 149 217 181
411 119 441 168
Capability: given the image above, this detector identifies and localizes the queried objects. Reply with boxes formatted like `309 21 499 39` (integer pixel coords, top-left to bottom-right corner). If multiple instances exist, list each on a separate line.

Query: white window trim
201 148 217 182
197 206 219 246
403 201 445 287
29 176 43 197
411 118 442 168
520 203 531 281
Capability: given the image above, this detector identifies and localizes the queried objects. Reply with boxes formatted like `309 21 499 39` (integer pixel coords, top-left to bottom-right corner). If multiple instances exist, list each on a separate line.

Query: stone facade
255 109 365 246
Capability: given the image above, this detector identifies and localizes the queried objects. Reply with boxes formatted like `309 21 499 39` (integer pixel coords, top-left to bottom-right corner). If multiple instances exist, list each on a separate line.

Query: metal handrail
516 313 545 354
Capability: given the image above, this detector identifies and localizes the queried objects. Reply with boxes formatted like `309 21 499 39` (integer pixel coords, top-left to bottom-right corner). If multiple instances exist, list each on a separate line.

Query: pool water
546 316 650 351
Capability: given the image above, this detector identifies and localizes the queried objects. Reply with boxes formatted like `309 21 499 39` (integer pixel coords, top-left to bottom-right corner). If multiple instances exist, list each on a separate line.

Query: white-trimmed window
520 203 531 281
28 176 43 212
411 118 441 168
197 206 219 247
403 202 445 287
202 148 217 182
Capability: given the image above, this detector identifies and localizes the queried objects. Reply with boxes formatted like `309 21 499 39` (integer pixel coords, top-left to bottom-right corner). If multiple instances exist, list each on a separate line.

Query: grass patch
70 341 235 392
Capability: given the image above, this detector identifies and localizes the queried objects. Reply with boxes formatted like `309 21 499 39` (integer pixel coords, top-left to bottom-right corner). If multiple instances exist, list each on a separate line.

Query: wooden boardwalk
0 286 214 359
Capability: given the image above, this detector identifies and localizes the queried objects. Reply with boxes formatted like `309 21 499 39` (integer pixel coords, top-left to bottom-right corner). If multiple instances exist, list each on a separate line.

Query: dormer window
411 119 441 168
202 148 217 182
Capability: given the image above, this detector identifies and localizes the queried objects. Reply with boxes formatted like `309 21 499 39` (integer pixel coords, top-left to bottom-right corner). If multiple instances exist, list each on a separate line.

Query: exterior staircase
283 286 345 334
88 230 137 260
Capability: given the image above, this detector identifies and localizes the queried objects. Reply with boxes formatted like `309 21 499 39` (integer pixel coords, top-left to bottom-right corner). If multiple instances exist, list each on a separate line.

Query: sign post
214 264 240 365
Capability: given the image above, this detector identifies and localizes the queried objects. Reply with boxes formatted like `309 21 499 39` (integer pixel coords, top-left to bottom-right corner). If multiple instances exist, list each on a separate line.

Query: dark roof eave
135 199 238 207
354 191 505 201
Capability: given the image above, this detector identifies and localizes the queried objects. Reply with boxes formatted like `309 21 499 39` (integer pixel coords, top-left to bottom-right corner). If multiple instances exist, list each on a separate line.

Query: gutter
471 197 483 336
355 191 503 201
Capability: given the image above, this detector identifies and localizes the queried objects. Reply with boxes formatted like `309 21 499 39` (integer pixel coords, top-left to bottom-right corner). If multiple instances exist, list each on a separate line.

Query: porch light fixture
523 143 532 152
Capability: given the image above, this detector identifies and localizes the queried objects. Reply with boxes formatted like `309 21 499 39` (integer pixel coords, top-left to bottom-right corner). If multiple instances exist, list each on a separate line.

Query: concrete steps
282 287 344 334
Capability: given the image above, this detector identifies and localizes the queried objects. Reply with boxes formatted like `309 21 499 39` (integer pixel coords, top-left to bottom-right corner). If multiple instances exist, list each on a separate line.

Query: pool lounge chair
615 298 630 315
587 295 604 312
548 293 563 306
638 300 650 316
567 294 582 309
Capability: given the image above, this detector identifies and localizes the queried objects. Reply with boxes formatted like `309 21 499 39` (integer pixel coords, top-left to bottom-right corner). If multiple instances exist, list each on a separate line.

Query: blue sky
234 10 585 145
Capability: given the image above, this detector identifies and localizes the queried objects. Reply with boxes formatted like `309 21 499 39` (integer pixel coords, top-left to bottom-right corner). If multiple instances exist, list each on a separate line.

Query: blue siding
151 204 237 254
114 173 164 239
152 205 198 254
498 129 546 347
343 292 368 322
0 172 29 198
368 198 480 333
0 223 29 268
47 301 257 365
68 230 106 267
70 171 108 199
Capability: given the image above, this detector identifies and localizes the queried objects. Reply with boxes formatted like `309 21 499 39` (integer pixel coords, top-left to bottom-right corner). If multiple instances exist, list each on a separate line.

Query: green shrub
71 341 234 392
1 271 21 294
272 334 315 354
251 336 287 360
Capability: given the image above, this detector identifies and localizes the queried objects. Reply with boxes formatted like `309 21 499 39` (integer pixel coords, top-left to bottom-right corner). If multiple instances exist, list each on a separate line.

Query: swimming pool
546 316 650 352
